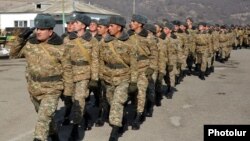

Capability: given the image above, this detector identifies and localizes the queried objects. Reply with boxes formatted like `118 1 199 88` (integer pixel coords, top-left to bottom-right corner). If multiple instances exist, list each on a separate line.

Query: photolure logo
204 125 250 141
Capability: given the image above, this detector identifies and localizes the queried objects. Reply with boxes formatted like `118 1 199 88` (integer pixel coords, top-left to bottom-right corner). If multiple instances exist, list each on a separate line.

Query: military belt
105 63 127 69
71 60 89 66
31 75 62 82
138 55 148 61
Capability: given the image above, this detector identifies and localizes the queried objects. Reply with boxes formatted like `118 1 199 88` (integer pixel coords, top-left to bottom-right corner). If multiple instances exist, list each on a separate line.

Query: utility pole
133 0 135 14
62 0 65 33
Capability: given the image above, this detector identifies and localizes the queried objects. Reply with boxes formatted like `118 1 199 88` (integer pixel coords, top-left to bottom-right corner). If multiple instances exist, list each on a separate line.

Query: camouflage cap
34 13 56 29
164 23 174 30
109 15 126 27
91 19 98 24
144 23 156 34
98 18 110 27
74 13 91 26
154 21 164 28
131 14 148 25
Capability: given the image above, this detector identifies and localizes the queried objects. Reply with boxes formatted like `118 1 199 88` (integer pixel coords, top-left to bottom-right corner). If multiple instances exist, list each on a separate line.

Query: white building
0 0 119 35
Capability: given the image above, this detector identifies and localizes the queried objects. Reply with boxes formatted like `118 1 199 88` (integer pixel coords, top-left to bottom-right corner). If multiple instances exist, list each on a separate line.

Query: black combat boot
109 126 120 141
187 66 192 76
95 107 108 127
48 133 60 141
145 101 154 117
84 112 93 130
199 71 205 80
166 86 174 99
70 124 80 141
210 66 214 73
33 138 42 141
195 64 201 72
131 112 143 130
205 67 210 77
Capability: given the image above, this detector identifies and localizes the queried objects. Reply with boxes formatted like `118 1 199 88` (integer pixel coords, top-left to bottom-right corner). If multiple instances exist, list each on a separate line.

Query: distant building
0 0 119 35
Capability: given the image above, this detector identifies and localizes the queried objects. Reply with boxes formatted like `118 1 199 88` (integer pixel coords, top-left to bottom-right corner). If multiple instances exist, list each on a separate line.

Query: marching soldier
194 22 210 80
128 14 157 130
99 15 138 141
65 13 99 139
95 18 110 127
10 13 74 141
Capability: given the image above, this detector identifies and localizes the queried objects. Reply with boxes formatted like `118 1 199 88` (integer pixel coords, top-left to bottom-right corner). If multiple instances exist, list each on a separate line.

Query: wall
0 13 37 31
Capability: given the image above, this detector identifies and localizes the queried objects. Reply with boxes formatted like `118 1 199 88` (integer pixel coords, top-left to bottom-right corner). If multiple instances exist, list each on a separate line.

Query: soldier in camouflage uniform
194 22 210 80
61 13 75 42
128 14 158 130
186 17 197 75
95 18 110 127
10 13 74 141
143 23 159 117
218 25 229 63
171 20 185 84
65 13 99 139
161 23 181 98
99 15 138 141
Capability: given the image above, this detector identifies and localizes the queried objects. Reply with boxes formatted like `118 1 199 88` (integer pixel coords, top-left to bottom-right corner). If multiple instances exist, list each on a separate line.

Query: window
14 21 28 27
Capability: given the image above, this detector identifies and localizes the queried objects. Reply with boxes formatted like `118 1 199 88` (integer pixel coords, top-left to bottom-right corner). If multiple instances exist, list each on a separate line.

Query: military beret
131 14 148 25
172 20 181 26
144 23 156 34
164 23 174 30
34 13 56 29
98 18 110 27
74 13 91 26
109 15 126 27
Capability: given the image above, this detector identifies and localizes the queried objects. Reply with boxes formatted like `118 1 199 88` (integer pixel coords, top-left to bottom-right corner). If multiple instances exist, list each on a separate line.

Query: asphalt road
0 49 250 141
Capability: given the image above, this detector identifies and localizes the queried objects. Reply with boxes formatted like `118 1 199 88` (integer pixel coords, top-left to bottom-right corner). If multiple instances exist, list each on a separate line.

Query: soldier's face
199 25 205 31
155 25 162 33
180 25 186 31
35 28 53 42
163 27 171 34
67 21 74 33
97 25 108 35
186 19 192 25
174 25 179 31
108 24 121 36
130 20 141 30
73 21 86 31
89 22 98 32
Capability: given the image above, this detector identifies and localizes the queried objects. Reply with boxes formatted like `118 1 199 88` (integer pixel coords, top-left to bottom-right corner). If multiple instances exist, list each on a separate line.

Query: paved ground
1 49 250 141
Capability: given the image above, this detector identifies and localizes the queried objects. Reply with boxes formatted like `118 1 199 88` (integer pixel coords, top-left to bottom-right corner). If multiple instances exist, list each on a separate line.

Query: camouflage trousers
207 53 213 68
169 63 177 87
30 94 60 141
71 80 90 124
220 46 227 59
137 73 148 113
106 82 129 127
196 52 207 72
225 46 232 58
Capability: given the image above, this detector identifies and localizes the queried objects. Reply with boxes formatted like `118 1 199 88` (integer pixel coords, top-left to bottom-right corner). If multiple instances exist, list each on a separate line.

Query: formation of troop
9 12 247 141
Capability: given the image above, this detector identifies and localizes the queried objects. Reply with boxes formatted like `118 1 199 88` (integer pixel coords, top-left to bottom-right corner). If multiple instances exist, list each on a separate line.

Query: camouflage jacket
65 31 99 82
128 28 158 73
10 33 74 98
194 31 209 53
99 32 138 86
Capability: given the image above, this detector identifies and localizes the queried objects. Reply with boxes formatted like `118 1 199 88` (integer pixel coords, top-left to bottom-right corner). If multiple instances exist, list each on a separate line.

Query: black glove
157 72 164 83
128 82 138 94
18 27 35 40
167 65 174 72
63 96 73 106
88 80 99 90
145 67 154 77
